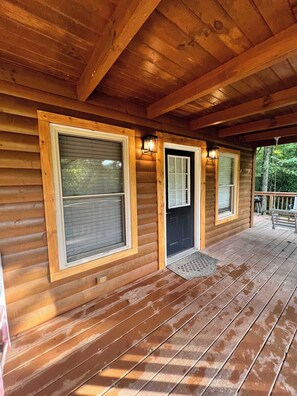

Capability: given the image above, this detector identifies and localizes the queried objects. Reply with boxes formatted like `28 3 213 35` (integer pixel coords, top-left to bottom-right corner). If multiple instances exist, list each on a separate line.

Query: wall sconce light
142 135 158 154
207 146 219 160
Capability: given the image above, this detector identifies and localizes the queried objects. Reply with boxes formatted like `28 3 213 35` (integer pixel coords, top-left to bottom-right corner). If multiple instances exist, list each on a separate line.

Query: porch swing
270 137 297 233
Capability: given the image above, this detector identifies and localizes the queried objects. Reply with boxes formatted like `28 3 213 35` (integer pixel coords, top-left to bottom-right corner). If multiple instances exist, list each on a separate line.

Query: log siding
0 93 253 336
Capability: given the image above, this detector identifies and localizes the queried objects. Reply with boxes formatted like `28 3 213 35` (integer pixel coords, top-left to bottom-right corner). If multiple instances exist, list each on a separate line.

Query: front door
165 149 195 257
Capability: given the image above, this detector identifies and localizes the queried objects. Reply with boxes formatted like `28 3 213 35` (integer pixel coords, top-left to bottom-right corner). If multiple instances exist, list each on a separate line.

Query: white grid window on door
168 155 190 209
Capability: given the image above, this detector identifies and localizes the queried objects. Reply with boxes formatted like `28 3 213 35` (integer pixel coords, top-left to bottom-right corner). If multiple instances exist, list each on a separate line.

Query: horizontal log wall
0 92 253 336
0 93 159 336
205 149 253 246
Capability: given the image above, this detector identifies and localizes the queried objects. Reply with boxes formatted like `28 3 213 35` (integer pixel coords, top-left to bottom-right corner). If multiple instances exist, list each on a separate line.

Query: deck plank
5 272 187 393
271 332 297 395
3 219 297 396
174 262 297 395
238 288 297 395
6 270 176 373
130 251 296 395
200 268 297 395
72 229 295 395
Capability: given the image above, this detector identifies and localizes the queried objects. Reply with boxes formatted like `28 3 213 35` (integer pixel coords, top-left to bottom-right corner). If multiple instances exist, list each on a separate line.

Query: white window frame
215 148 240 225
50 123 132 270
167 154 191 209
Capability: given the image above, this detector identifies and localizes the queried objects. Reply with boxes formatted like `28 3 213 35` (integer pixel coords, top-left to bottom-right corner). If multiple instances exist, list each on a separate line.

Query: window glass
58 134 126 265
59 135 123 196
168 155 190 209
217 152 238 219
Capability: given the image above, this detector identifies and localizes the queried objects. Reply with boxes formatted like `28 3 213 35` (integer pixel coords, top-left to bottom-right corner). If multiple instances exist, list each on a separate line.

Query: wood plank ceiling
1 0 297 145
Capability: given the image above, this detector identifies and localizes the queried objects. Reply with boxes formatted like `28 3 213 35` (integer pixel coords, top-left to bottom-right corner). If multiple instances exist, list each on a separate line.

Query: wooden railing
254 191 297 213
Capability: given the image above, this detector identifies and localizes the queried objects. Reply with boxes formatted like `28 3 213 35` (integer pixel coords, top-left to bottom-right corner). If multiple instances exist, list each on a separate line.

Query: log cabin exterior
0 0 297 394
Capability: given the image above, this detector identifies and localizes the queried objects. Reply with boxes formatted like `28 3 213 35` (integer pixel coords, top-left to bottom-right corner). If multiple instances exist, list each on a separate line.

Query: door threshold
167 248 198 266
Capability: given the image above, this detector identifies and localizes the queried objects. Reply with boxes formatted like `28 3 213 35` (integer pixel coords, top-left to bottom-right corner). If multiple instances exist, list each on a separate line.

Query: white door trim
164 142 201 266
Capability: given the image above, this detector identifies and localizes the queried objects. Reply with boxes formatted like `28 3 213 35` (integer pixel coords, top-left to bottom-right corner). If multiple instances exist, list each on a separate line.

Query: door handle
166 212 171 215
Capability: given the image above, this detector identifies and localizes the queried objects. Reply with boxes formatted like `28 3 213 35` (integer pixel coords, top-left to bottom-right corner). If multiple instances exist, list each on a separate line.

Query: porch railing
254 191 297 213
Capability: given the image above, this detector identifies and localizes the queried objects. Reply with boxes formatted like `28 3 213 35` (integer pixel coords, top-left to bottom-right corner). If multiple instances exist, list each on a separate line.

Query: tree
256 143 297 194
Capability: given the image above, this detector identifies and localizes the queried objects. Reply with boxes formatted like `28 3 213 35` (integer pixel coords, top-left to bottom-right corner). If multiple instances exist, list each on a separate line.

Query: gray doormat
167 251 218 280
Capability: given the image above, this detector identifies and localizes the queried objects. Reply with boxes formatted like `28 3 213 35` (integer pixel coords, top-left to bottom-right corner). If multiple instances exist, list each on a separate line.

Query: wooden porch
4 218 297 396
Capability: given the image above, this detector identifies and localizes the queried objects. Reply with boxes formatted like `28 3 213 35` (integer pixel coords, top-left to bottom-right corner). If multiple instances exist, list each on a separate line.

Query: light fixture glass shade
142 135 158 154
207 146 219 160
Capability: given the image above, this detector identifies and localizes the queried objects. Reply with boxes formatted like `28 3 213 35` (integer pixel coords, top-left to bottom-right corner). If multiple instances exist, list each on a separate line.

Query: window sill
215 214 239 226
49 246 138 282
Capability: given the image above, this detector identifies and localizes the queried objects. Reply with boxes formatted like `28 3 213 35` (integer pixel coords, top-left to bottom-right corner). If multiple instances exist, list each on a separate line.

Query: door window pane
167 155 190 209
168 173 175 190
168 156 175 173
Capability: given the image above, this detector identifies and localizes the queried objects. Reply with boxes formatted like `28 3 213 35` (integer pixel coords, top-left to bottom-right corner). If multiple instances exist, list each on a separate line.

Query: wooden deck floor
4 218 297 395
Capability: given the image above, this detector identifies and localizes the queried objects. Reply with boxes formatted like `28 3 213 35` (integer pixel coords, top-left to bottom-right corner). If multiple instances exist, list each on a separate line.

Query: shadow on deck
4 220 297 395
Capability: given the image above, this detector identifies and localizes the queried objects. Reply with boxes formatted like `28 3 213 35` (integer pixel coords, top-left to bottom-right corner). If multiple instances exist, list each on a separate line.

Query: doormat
167 252 218 280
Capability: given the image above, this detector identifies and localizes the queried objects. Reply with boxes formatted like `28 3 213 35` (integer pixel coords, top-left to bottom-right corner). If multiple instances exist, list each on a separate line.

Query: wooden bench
271 209 297 233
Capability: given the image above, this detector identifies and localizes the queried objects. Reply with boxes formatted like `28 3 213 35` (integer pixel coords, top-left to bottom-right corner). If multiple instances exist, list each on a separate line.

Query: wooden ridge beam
240 126 297 143
77 0 161 101
219 111 297 137
147 24 297 119
190 85 297 130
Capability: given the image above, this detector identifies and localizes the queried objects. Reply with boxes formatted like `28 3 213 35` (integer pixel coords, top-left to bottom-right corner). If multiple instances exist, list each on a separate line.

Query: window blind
58 134 126 264
218 156 234 214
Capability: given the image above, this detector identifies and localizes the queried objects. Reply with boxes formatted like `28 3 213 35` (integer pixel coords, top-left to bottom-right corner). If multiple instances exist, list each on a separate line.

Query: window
167 155 190 208
215 148 240 225
38 112 138 281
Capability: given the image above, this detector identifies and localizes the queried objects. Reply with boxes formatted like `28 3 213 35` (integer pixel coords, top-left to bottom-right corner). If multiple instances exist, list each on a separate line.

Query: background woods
256 143 297 193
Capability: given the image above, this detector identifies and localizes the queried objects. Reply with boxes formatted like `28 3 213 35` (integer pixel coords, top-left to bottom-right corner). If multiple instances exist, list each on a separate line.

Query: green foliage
256 143 297 192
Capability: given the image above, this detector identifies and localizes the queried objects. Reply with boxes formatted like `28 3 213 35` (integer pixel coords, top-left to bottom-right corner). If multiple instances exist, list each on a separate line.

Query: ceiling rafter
77 0 161 101
147 24 297 119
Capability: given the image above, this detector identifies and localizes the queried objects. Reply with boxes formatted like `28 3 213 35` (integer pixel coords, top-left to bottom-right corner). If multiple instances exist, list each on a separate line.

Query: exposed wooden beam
147 24 297 119
219 111 297 137
240 126 297 143
253 135 297 147
190 85 297 130
77 0 161 101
